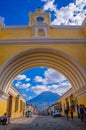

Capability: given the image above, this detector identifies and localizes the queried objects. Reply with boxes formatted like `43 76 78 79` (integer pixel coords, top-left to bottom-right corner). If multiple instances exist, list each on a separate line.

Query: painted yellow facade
0 100 7 116
57 86 86 116
0 85 26 118
0 9 86 116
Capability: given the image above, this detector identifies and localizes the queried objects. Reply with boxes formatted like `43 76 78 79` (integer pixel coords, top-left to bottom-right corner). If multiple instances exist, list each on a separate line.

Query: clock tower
29 8 50 38
29 8 50 25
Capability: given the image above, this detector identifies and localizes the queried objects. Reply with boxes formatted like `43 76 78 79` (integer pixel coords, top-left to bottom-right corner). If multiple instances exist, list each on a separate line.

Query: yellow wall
78 96 86 106
0 90 26 118
0 44 86 70
48 28 85 38
58 90 86 117
0 100 7 116
0 28 32 39
60 98 78 116
10 97 25 118
0 27 85 39
0 9 86 69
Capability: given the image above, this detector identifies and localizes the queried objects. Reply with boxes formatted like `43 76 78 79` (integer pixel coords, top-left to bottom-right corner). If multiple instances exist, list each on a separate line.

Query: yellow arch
0 48 86 93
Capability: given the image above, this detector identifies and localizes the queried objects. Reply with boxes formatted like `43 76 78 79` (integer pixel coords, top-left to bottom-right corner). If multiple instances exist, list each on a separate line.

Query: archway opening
12 67 72 111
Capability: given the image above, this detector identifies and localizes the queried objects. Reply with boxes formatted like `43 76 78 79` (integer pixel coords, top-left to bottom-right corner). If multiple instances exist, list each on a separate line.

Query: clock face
36 16 44 22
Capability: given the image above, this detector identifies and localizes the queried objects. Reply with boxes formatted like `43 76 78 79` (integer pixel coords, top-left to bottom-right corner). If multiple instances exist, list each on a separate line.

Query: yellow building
57 87 86 116
0 9 86 117
0 85 26 118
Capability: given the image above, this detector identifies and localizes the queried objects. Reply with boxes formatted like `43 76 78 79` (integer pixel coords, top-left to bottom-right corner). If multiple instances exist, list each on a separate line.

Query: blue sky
0 0 86 100
0 0 86 25
13 67 72 100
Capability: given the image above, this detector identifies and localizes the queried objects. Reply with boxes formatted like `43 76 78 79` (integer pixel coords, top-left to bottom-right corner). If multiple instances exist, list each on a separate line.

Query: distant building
26 104 38 114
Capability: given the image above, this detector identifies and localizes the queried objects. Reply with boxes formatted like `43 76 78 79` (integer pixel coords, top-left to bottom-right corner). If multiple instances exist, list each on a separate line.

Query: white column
44 28 47 37
35 27 38 37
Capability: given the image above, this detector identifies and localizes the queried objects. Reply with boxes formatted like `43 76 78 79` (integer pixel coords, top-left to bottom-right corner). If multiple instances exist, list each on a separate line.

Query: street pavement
0 115 86 130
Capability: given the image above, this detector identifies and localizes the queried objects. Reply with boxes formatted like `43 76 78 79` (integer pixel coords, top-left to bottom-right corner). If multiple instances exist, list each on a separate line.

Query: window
36 17 44 22
38 29 45 36
15 96 19 112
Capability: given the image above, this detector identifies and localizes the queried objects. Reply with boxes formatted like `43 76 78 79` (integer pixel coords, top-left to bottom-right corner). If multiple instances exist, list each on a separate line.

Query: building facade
0 9 86 117
57 87 86 116
0 85 26 118
26 104 38 115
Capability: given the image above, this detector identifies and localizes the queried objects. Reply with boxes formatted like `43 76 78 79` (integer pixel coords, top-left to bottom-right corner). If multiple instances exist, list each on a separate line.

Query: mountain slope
27 91 60 110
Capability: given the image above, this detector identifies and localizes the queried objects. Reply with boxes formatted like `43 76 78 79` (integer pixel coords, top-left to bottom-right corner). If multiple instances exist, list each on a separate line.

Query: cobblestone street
0 115 86 130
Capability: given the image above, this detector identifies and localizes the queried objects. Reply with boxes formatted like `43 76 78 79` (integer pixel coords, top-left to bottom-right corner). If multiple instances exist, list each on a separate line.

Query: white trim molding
0 89 9 100
0 38 86 44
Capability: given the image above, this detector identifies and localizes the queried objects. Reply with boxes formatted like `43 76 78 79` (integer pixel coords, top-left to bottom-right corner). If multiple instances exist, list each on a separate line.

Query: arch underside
0 48 86 92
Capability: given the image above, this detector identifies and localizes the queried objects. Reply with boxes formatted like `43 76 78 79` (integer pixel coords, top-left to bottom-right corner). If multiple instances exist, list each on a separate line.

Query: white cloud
42 0 86 25
26 88 30 91
15 82 31 89
22 94 27 97
31 85 49 94
25 78 30 82
34 76 43 82
15 83 20 87
43 0 57 12
30 80 71 95
47 82 72 95
15 74 30 82
15 82 22 87
34 68 66 85
20 83 31 89
43 68 66 84
14 68 71 95
15 74 27 80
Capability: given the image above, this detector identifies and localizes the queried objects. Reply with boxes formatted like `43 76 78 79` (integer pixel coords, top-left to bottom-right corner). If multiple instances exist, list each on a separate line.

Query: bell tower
29 8 50 26
29 8 50 38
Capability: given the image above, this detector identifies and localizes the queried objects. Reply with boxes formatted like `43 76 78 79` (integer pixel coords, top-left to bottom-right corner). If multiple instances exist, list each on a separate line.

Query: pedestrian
3 113 7 124
80 105 84 122
65 107 69 120
0 113 7 125
7 112 11 124
69 106 74 120
84 107 86 122
77 105 80 119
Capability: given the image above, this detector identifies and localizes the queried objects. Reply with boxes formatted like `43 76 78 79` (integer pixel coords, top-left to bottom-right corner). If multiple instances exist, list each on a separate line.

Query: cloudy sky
13 67 72 100
0 0 85 100
0 0 86 25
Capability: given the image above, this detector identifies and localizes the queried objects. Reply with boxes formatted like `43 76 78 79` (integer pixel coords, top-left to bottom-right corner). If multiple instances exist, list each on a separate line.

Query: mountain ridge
27 91 60 110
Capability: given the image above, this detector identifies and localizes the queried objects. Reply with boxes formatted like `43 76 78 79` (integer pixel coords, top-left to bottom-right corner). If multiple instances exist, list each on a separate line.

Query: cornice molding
58 85 86 101
9 85 26 102
1 23 84 30
51 25 82 29
0 89 9 100
58 88 73 101
3 25 29 30
74 85 86 98
0 38 86 44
